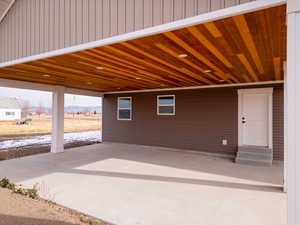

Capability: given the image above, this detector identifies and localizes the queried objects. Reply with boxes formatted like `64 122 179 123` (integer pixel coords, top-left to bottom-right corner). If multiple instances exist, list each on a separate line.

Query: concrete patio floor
0 143 286 225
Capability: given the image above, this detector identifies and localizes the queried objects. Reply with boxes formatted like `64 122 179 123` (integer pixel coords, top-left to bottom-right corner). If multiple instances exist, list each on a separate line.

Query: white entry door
238 88 273 147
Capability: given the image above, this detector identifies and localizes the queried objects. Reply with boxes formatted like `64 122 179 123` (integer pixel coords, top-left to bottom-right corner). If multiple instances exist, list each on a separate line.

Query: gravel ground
0 188 89 225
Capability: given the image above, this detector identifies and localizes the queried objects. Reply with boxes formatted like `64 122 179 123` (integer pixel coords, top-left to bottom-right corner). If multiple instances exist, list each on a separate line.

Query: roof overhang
0 0 286 93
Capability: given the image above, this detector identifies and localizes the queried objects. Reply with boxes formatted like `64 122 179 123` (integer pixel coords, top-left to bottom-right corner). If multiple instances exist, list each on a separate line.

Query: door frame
237 88 273 148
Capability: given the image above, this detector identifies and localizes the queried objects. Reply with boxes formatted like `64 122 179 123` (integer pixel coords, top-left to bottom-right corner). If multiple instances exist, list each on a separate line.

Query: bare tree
36 102 45 118
21 100 30 119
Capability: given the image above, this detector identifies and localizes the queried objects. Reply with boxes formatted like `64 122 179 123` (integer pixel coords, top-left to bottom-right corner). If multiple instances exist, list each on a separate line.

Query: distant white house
0 97 21 121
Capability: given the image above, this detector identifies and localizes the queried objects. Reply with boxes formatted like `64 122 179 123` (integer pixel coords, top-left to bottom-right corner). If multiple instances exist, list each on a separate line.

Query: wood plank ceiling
0 5 286 92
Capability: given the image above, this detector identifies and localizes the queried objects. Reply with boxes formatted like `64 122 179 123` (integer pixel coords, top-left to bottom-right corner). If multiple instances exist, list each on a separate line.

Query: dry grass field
0 114 101 141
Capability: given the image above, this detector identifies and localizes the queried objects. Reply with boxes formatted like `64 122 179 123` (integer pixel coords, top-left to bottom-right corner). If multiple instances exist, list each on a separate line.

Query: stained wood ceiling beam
2 67 56 83
77 61 151 89
120 42 213 85
79 50 181 87
241 74 252 83
163 31 241 83
89 49 146 70
273 57 281 80
35 60 132 88
0 72 60 86
237 54 259 82
155 43 225 83
71 53 164 88
104 45 198 86
233 14 265 74
15 63 126 89
0 68 114 92
203 22 223 38
187 26 233 68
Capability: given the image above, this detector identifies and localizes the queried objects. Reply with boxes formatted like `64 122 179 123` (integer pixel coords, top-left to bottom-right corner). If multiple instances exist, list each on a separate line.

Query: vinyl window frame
117 97 132 120
157 95 175 115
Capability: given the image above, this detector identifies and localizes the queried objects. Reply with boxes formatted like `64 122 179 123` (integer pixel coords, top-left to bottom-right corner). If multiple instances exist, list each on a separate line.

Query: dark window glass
119 109 131 119
119 98 131 108
158 96 174 105
159 106 174 114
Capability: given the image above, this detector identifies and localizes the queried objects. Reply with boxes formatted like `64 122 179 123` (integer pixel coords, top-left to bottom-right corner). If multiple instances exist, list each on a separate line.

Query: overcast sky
0 87 102 107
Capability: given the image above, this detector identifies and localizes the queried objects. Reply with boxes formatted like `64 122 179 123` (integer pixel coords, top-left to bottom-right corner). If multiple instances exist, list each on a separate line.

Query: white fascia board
0 78 103 96
65 88 103 97
104 81 284 95
0 78 283 96
0 0 286 68
0 78 55 92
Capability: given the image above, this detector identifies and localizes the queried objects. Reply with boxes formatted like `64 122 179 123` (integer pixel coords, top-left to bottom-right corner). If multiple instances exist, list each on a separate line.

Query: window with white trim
157 95 175 115
118 97 132 120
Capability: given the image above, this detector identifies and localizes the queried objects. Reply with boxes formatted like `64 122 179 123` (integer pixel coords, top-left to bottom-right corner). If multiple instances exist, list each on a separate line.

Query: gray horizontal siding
0 0 256 63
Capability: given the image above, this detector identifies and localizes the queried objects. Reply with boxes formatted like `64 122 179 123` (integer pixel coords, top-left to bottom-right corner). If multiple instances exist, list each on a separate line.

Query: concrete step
235 145 273 166
235 158 272 167
238 146 272 154
237 151 273 161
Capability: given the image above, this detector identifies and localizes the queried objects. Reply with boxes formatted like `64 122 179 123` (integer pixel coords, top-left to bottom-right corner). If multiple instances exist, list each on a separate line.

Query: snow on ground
0 131 102 150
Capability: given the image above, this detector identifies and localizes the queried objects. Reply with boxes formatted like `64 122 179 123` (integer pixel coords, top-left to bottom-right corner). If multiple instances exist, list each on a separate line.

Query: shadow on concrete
61 168 282 193
113 145 283 186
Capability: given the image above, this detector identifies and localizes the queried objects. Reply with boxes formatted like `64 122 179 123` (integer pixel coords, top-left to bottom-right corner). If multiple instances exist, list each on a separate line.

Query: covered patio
0 1 286 155
1 0 299 224
0 143 286 225
0 0 287 160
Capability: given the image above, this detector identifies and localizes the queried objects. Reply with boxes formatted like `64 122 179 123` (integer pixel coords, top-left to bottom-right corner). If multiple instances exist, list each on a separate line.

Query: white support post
51 86 65 153
284 61 287 193
287 1 300 224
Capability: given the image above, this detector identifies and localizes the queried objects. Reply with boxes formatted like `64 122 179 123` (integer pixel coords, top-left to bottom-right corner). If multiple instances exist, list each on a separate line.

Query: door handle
242 117 246 124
